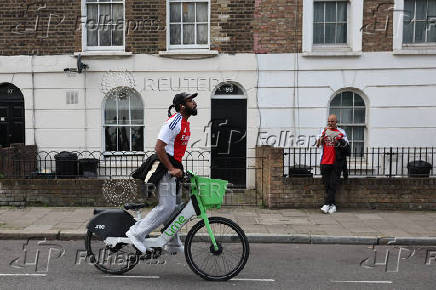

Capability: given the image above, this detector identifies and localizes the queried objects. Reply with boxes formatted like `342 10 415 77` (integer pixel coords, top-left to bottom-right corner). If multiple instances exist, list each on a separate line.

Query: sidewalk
1 206 436 245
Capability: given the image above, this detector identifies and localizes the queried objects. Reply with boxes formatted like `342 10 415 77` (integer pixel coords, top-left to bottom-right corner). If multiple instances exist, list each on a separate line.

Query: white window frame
166 0 211 50
303 0 363 56
329 90 367 157
313 1 348 45
102 90 145 153
393 0 436 54
81 0 126 52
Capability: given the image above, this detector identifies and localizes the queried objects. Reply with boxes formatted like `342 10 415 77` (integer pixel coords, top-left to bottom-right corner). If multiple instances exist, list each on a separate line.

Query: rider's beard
185 106 197 116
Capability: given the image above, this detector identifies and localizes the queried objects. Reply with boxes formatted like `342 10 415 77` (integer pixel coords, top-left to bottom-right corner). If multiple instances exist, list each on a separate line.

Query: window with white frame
168 0 209 49
329 91 366 156
84 0 124 50
103 88 144 152
302 0 363 54
403 0 436 44
313 1 347 44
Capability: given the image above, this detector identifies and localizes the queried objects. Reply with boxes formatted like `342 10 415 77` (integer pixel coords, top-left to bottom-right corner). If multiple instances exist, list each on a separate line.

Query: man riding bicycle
126 92 198 254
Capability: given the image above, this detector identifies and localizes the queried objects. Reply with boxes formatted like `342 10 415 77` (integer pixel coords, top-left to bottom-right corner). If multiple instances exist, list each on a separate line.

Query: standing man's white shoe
328 205 336 214
320 204 330 214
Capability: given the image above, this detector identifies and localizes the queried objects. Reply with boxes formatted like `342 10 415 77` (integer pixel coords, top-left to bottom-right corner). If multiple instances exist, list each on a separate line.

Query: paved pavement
0 206 436 244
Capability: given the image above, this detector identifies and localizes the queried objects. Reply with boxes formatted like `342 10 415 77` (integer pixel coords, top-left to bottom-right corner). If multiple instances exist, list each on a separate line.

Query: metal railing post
388 147 393 178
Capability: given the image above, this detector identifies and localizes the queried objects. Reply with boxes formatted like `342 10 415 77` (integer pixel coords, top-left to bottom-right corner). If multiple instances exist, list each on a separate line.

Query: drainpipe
84 70 88 150
31 55 36 146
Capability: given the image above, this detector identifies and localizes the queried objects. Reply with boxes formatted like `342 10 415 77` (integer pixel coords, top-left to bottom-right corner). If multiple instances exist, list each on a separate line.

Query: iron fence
0 150 211 179
284 147 436 178
0 150 263 206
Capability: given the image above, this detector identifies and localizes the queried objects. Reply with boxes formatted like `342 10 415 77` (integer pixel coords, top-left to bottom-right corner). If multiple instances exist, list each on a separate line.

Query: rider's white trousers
129 172 182 247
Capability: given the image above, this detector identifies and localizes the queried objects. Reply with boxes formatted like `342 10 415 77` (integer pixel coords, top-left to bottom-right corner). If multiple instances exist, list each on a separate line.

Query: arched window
103 87 144 152
329 91 366 155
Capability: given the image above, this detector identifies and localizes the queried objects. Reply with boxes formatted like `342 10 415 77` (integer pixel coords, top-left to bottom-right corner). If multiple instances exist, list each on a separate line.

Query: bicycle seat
124 203 148 210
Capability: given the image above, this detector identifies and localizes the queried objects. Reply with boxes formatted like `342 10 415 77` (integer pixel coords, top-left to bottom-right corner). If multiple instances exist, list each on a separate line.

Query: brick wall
124 0 166 54
0 144 37 178
258 146 436 210
362 0 394 52
0 0 396 55
210 0 255 53
0 0 255 55
0 178 153 207
253 0 302 53
0 0 81 55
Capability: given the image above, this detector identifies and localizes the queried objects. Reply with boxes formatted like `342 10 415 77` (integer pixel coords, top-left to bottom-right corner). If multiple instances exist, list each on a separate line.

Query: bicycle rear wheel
184 217 250 281
85 230 140 275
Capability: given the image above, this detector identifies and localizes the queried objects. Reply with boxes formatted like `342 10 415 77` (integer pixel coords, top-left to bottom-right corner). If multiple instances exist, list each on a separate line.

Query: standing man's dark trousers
321 164 337 205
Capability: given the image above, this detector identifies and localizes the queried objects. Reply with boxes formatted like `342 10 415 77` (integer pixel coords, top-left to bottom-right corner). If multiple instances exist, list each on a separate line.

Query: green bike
85 171 250 281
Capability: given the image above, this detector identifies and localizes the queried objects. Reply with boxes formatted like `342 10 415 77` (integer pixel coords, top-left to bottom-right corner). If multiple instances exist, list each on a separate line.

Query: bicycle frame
105 172 219 251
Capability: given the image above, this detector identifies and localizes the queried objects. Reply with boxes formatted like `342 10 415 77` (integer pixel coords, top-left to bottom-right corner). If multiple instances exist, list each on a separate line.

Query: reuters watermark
142 77 234 92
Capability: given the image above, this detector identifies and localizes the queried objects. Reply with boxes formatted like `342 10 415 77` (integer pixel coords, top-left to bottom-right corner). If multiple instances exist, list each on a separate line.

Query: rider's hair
167 103 183 117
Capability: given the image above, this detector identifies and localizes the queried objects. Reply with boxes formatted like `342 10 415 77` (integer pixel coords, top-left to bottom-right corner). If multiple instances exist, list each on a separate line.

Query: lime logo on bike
164 215 186 237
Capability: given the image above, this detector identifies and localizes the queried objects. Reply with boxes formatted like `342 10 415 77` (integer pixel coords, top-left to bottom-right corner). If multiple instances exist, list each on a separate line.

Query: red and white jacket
317 127 348 165
157 113 191 162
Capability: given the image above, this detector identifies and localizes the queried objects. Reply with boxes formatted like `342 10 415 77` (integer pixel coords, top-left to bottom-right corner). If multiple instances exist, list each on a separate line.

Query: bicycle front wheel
184 217 250 281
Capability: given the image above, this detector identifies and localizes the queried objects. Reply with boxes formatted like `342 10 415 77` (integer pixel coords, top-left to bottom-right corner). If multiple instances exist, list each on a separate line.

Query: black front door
0 84 25 148
211 99 247 187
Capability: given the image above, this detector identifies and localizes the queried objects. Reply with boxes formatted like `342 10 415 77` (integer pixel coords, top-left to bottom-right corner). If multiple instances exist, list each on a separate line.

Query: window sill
302 50 362 57
158 49 218 59
74 51 133 58
393 47 436 55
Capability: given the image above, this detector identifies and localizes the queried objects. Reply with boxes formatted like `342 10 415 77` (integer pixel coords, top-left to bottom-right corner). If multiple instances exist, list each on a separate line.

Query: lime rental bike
85 171 250 281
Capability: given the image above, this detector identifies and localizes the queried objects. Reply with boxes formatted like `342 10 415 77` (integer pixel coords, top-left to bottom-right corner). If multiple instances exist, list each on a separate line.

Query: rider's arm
155 140 182 177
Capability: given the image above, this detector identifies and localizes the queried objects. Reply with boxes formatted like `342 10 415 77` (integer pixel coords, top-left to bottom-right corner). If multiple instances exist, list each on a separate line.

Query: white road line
104 275 160 279
231 278 275 282
331 280 393 284
0 274 47 277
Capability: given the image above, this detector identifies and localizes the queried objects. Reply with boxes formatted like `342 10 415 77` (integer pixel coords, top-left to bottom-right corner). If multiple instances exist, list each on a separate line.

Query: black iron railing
0 150 264 206
284 147 435 178
0 151 211 179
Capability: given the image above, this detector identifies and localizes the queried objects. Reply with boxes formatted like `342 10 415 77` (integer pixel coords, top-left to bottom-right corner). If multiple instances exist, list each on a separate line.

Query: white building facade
1 0 436 186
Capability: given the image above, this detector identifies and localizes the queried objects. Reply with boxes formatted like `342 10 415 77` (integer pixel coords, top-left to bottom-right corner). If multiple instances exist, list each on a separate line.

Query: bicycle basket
194 176 228 209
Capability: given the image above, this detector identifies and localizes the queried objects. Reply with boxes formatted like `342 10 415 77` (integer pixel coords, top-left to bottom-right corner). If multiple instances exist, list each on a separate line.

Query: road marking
0 274 47 277
231 278 275 282
104 275 160 279
331 280 392 284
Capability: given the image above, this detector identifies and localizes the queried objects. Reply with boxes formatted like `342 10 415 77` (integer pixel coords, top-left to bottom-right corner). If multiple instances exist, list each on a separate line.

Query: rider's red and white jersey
158 113 191 162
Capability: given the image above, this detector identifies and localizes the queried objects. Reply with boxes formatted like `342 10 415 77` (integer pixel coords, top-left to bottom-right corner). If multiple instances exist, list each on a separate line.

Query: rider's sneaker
126 230 147 253
163 244 184 255
320 204 330 214
328 204 337 214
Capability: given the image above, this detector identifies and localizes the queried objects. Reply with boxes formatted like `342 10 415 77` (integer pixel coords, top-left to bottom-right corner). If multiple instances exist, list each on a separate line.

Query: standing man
126 92 198 254
316 114 348 214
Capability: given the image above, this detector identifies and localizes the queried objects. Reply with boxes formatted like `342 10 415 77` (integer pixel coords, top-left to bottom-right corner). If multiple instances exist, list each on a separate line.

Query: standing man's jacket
335 138 350 180
335 138 351 161
317 127 349 165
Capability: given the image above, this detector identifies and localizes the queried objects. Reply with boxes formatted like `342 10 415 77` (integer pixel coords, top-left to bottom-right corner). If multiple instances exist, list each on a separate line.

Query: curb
0 230 59 240
1 230 436 245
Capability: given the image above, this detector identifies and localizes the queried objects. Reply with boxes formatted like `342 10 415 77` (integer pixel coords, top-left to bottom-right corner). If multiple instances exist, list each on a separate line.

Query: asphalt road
0 240 435 289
